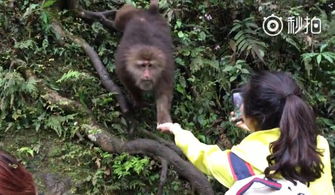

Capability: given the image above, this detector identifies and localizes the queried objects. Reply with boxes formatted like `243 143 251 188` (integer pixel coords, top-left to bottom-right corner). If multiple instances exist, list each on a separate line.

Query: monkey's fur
115 1 174 124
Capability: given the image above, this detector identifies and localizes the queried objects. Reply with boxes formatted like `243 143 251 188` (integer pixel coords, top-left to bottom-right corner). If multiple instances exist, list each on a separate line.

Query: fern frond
230 17 267 62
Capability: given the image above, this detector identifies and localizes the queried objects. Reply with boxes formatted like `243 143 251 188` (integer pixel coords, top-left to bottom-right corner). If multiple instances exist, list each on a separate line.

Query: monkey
114 0 174 124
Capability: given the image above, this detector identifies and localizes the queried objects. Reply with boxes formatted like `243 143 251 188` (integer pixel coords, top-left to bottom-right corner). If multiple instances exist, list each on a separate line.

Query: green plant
17 147 35 157
302 43 335 76
229 17 268 62
0 67 39 130
45 114 77 137
112 153 150 179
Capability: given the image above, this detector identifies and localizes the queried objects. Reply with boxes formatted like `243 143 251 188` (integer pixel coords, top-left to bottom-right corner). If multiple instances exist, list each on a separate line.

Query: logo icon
311 17 321 34
262 14 283 36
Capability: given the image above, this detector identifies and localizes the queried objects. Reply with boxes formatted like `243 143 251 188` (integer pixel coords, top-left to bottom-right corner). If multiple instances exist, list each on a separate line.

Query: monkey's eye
136 62 146 68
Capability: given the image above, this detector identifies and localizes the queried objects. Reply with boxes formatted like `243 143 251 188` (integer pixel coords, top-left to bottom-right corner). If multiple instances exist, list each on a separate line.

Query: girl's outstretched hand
157 123 182 134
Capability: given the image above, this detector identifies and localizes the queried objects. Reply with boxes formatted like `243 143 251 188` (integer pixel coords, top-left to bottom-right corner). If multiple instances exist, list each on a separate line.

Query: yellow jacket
173 127 335 195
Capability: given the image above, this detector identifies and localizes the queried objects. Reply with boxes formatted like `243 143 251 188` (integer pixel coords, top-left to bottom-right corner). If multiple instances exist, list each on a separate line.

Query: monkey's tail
149 0 159 14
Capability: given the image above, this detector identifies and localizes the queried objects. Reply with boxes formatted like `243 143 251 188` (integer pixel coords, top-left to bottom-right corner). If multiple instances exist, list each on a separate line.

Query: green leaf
239 41 249 53
253 47 265 62
176 84 184 94
241 69 250 74
230 22 242 34
317 54 322 65
236 35 246 46
178 31 185 38
230 75 237 82
14 40 35 49
283 35 301 51
302 53 318 60
322 53 334 64
22 4 39 19
176 20 182 28
234 31 245 41
18 147 34 157
40 11 49 24
42 0 57 8
223 66 234 72
320 44 328 52
199 32 206 41
245 20 258 28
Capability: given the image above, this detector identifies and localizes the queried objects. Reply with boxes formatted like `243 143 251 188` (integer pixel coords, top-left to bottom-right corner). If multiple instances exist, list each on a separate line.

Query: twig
67 0 116 30
77 9 116 30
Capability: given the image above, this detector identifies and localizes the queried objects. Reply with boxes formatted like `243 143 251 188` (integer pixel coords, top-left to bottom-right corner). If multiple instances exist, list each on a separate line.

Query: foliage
112 153 150 179
0 0 334 194
230 17 267 62
44 114 77 137
0 67 39 131
302 43 335 75
0 68 38 113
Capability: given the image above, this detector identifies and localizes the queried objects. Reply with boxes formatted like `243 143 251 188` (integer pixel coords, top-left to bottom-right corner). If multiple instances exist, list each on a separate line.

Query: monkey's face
130 58 164 91
126 46 166 91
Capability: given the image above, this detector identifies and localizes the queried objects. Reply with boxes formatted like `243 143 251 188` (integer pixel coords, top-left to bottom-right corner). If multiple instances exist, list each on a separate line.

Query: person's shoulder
316 135 330 150
317 135 328 143
241 128 280 143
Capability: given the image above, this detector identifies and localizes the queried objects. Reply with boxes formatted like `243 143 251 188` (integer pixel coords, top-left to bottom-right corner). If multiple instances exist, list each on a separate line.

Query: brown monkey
115 0 174 124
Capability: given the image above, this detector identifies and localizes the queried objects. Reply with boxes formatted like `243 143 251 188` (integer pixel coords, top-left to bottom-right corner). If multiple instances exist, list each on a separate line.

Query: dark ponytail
243 72 323 184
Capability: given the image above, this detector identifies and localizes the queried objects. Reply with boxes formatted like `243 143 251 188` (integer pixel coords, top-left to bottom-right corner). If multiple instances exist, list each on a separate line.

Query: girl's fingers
236 121 250 131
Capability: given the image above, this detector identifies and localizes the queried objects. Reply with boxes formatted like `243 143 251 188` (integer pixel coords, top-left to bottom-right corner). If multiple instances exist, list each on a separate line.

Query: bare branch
66 0 116 30
140 129 184 156
51 21 129 114
77 9 116 30
100 10 116 16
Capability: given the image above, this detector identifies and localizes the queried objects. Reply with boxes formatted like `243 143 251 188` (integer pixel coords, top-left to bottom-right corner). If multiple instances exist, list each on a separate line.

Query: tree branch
24 47 214 195
51 21 129 114
77 9 116 30
67 0 116 30
140 129 184 156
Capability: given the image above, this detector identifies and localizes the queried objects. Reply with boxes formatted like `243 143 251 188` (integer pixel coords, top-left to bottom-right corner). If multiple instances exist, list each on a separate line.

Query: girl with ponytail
158 71 334 194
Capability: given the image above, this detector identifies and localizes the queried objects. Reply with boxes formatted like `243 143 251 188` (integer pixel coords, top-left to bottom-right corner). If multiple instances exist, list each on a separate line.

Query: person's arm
157 123 235 187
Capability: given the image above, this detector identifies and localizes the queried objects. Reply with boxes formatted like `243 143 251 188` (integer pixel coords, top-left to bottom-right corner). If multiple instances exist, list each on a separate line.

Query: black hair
242 71 323 184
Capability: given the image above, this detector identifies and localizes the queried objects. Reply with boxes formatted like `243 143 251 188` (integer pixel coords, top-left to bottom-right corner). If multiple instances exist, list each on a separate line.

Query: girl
158 71 334 194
